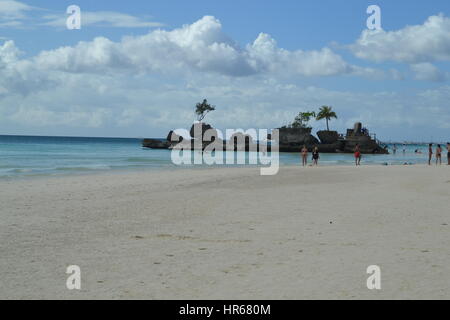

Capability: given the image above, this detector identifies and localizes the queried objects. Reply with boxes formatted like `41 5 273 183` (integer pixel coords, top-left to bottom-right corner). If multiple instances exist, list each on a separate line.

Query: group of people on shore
301 145 319 166
300 144 362 166
428 143 450 165
300 143 450 166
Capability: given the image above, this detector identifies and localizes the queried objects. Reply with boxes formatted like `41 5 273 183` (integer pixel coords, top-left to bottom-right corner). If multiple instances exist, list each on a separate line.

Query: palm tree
195 99 216 122
316 106 337 131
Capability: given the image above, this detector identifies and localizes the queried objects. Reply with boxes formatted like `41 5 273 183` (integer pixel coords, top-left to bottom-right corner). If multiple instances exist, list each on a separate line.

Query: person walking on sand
354 144 362 166
428 143 433 165
301 145 308 167
436 144 442 165
312 147 320 166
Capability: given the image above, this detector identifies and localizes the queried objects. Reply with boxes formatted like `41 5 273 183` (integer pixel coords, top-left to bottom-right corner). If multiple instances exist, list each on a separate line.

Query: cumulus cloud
0 39 20 65
246 33 353 76
0 40 59 96
29 16 375 78
1 16 449 140
350 14 450 64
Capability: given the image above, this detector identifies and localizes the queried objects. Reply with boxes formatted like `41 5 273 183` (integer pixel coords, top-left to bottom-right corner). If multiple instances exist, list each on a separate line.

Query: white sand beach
0 165 449 300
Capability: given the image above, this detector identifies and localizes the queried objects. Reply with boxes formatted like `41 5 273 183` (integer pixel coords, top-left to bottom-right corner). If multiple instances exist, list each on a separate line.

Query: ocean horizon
0 134 438 179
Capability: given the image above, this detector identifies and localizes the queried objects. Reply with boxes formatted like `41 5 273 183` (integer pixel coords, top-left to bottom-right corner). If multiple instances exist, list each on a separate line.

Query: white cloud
1 59 449 140
246 33 354 77
0 39 21 65
1 16 449 140
0 1 163 29
0 0 42 29
31 16 376 78
42 11 164 28
410 63 448 82
0 0 33 19
350 14 450 64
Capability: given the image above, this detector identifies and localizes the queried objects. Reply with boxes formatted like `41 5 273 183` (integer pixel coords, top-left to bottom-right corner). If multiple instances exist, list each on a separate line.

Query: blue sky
0 0 449 141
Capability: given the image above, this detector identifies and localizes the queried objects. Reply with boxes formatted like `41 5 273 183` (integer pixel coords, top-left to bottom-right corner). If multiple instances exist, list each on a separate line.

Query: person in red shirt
354 144 362 166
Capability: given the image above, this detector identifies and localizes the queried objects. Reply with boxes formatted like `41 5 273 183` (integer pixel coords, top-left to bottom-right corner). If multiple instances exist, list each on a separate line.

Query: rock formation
341 122 387 154
278 127 320 152
142 139 171 149
142 121 388 154
316 130 339 144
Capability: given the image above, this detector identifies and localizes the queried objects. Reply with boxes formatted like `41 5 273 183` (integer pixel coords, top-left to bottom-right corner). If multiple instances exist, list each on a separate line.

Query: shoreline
0 158 443 181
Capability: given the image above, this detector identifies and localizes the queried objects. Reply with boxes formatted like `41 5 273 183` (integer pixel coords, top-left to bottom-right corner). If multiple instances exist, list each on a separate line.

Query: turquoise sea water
0 135 444 179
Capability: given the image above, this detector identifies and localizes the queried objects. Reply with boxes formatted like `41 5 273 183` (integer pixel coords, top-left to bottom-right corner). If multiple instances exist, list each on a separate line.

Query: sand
0 165 449 299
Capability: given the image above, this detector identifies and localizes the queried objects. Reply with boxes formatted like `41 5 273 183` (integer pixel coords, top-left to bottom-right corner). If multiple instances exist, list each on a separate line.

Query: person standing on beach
447 143 450 165
436 144 442 165
428 143 433 165
354 144 362 166
403 143 406 154
301 145 308 167
393 144 397 154
312 147 319 166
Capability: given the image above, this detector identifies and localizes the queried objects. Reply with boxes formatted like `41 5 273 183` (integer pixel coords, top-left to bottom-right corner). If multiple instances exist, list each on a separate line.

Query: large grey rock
343 122 389 154
317 130 339 144
279 128 319 145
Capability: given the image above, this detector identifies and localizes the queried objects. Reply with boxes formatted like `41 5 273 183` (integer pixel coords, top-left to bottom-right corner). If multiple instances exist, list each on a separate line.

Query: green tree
316 106 337 131
195 99 216 122
291 111 316 129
